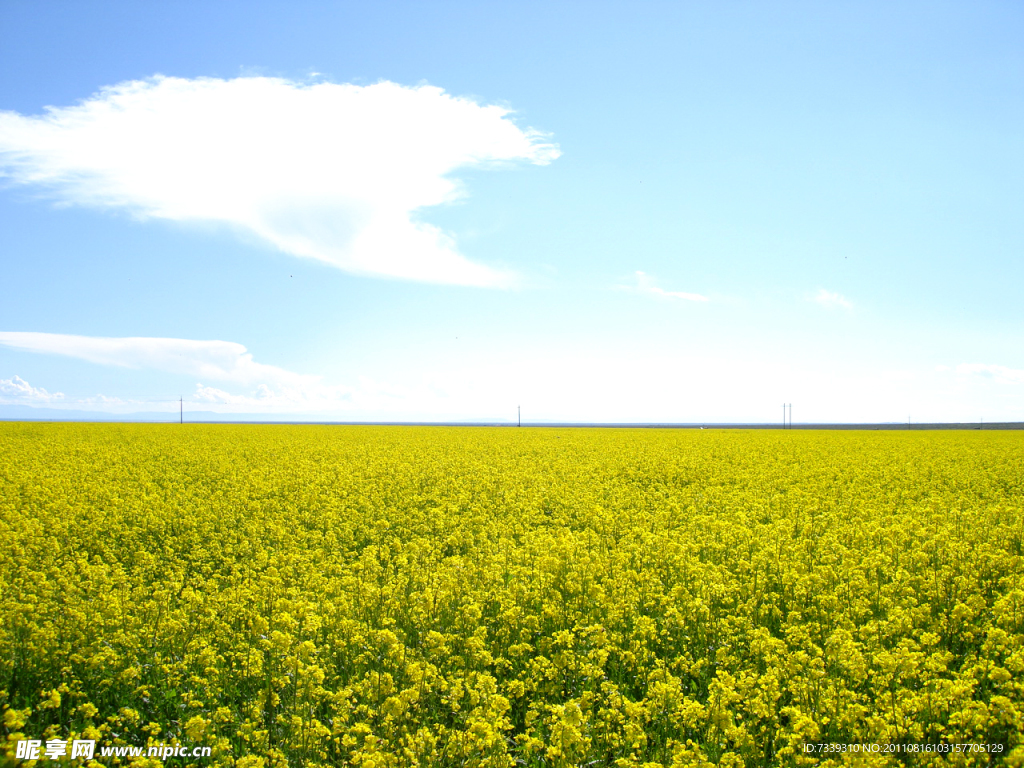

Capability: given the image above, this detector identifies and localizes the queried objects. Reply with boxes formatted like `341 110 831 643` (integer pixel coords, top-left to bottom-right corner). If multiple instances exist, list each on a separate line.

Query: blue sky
1 0 1022 423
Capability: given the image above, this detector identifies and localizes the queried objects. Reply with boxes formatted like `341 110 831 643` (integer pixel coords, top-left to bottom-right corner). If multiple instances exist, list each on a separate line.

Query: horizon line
2 417 1022 431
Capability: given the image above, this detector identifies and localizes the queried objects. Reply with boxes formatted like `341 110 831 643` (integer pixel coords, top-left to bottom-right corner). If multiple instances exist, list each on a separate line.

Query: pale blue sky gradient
1 1 1022 422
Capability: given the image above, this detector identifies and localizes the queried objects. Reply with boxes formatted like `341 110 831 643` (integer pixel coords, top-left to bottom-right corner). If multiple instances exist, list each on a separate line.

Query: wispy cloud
809 288 853 309
0 375 64 403
0 331 367 413
956 363 1024 384
625 271 709 302
0 331 314 388
0 76 559 286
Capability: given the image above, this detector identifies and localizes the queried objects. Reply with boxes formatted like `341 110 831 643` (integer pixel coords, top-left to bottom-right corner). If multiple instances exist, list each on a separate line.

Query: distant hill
1 405 1020 428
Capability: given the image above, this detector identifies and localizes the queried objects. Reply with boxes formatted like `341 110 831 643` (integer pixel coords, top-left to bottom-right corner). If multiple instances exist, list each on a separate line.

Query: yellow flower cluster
0 423 1022 766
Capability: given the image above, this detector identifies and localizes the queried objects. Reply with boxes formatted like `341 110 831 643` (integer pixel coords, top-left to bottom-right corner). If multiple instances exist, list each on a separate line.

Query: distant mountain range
2 405 1021 429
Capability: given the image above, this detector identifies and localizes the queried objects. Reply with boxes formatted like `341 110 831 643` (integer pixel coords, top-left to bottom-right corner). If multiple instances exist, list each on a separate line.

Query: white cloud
0 375 64 403
0 76 559 286
626 271 709 302
809 288 853 309
0 330 365 414
0 331 315 389
956 363 1024 385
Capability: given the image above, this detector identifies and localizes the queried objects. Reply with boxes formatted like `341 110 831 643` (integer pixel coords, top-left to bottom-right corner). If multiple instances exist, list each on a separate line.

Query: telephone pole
518 405 521 427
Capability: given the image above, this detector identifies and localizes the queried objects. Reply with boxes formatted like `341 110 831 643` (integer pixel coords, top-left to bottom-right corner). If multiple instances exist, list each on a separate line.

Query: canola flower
0 423 1022 767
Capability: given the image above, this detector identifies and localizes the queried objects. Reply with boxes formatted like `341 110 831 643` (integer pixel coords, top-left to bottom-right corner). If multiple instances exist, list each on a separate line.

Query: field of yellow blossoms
1 423 1022 767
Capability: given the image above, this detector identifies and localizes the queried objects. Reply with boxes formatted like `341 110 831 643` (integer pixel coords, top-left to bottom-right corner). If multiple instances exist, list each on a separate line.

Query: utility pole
518 405 521 427
788 403 792 429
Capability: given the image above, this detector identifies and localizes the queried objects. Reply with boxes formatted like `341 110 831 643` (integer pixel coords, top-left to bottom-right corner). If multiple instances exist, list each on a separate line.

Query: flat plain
1 423 1022 766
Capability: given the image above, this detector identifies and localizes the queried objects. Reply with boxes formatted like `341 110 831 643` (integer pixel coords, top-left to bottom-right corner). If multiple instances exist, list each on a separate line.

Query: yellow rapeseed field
1 423 1022 767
